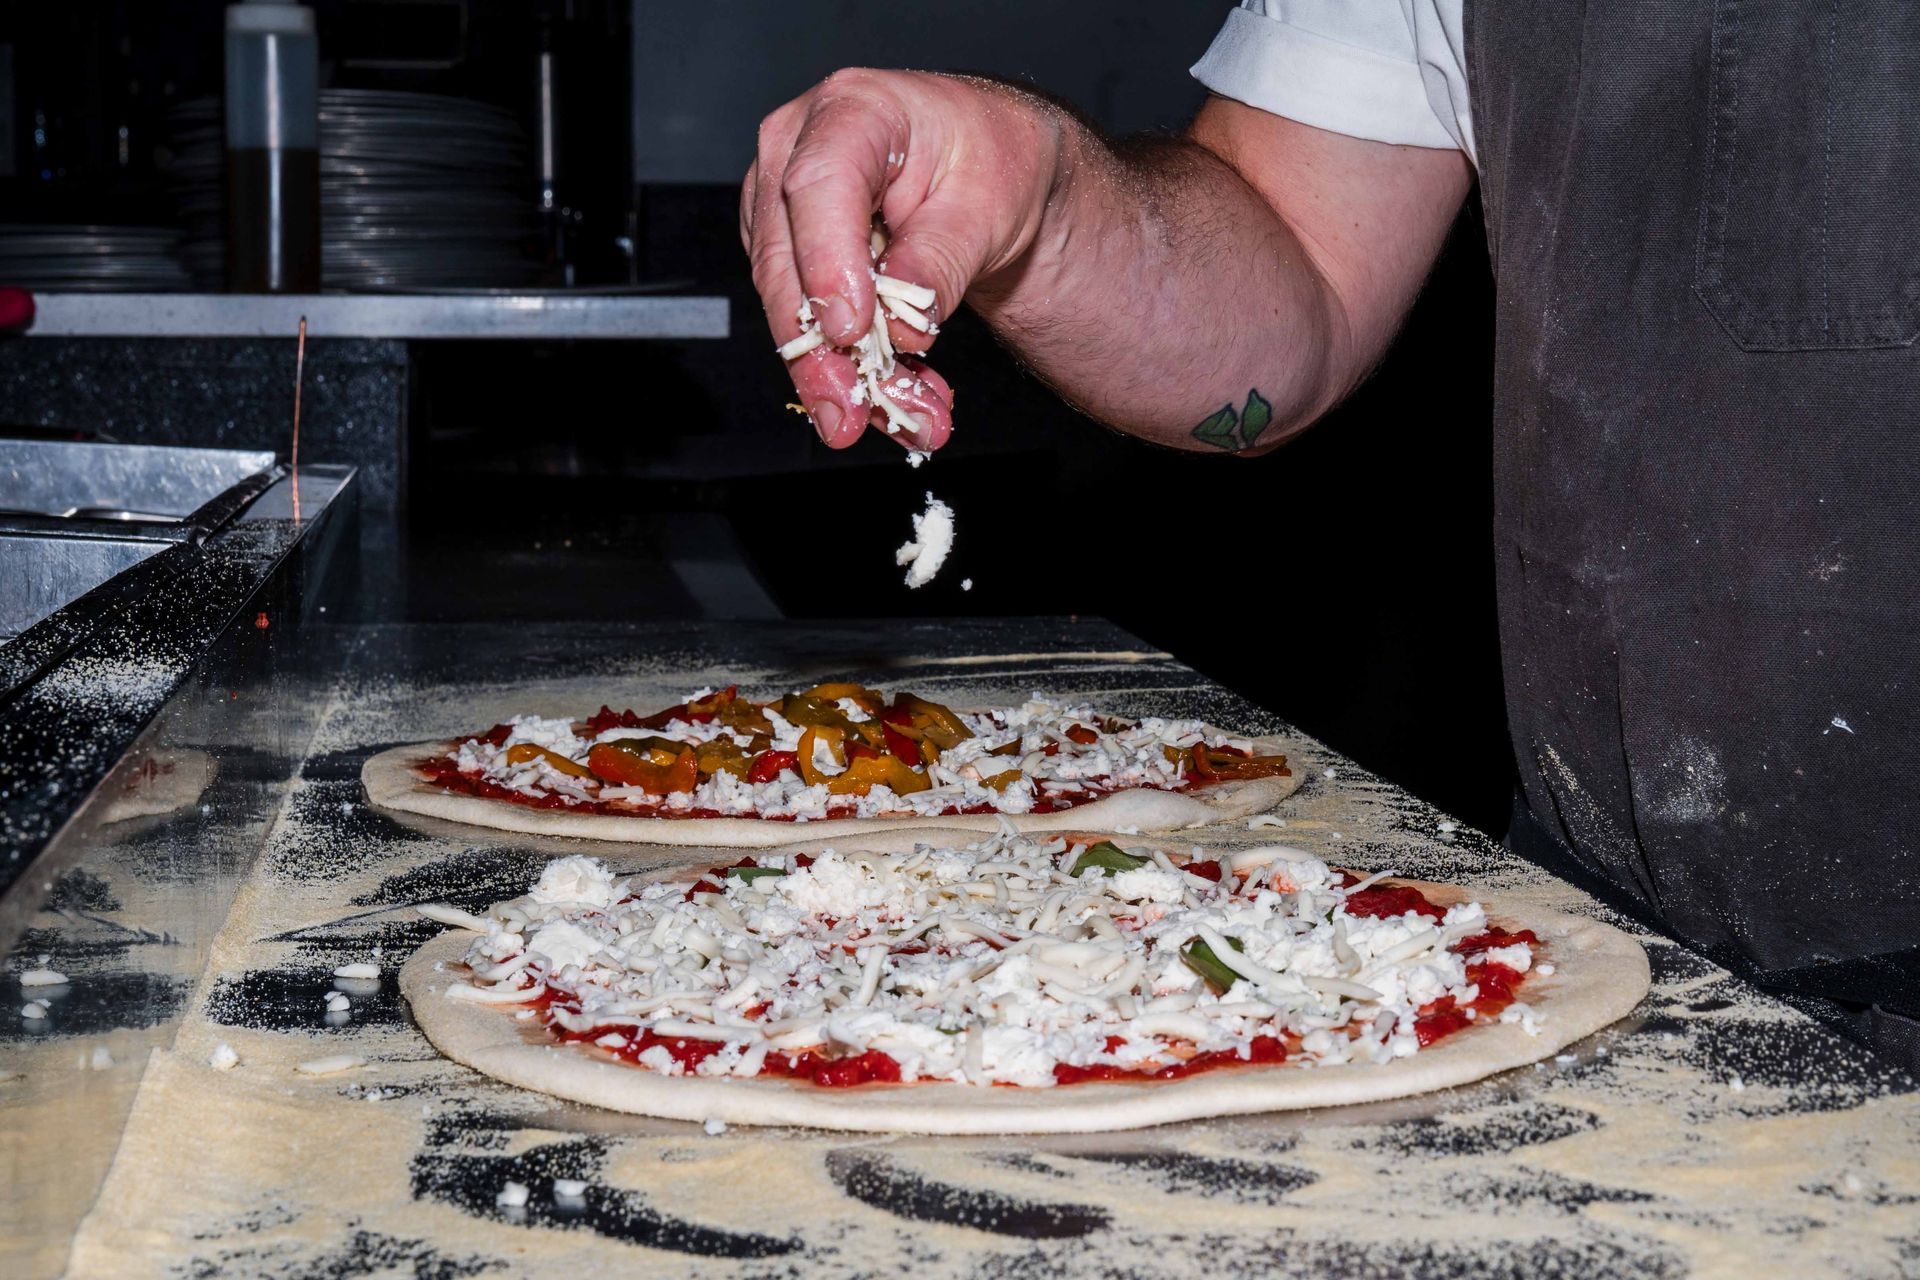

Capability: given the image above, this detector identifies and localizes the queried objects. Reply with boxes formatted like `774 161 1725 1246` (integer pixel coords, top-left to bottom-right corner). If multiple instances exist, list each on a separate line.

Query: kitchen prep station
1 618 1914 1278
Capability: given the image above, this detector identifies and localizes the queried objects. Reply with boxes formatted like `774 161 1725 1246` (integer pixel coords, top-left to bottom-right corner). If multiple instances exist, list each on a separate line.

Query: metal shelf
22 292 730 340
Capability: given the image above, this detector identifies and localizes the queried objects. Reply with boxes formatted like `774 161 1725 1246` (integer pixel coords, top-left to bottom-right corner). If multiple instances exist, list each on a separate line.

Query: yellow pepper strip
827 754 933 797
504 743 595 779
801 682 884 714
982 769 1024 792
696 739 749 779
797 725 847 787
896 693 973 747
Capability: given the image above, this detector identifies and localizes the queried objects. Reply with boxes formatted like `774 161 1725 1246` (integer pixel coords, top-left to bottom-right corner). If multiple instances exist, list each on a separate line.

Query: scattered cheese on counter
418 903 490 931
703 1117 728 1136
209 1042 240 1071
21 1001 47 1020
294 1054 362 1076
496 1181 530 1209
19 968 68 987
332 963 379 980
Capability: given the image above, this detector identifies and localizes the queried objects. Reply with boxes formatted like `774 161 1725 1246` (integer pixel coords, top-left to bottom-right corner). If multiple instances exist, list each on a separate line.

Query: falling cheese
896 492 955 589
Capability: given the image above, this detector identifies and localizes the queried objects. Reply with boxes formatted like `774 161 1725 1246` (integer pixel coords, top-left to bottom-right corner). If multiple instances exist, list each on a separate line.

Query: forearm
745 73 1468 455
971 123 1340 453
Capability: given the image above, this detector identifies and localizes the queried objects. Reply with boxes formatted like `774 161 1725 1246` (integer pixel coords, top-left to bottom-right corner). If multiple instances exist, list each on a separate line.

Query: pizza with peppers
361 684 1301 846
399 833 1648 1134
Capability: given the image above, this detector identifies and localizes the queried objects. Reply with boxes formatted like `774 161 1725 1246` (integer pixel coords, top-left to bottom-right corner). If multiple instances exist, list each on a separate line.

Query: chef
740 3 1920 1067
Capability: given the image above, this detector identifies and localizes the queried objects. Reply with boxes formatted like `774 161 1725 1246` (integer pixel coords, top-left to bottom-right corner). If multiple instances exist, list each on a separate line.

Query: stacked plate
0 225 193 292
166 89 540 291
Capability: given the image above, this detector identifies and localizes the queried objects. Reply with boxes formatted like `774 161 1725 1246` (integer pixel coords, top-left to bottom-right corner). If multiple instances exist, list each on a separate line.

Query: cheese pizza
400 831 1649 1133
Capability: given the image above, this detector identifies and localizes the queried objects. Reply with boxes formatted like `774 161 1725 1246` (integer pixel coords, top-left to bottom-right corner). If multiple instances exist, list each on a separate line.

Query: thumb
874 211 990 354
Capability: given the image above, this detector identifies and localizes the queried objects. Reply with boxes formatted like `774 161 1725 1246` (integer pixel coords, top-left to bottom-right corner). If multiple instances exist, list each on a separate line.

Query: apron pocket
1694 0 1920 350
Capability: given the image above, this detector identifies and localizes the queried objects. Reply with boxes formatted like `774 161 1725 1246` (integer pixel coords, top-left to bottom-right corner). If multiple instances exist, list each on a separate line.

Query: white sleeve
1191 0 1475 163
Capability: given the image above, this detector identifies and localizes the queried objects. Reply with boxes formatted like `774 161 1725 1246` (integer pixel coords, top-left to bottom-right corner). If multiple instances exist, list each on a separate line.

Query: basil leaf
1069 841 1152 877
1180 935 1245 994
724 866 787 884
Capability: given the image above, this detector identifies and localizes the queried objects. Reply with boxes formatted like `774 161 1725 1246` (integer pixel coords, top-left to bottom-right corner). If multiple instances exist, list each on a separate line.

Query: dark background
1 2 1513 834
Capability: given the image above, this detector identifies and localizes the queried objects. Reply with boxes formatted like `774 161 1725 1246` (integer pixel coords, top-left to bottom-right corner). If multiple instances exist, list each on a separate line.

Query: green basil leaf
724 866 787 884
1069 841 1152 877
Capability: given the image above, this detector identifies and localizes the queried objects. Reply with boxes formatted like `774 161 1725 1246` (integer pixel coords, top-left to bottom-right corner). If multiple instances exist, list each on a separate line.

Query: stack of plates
167 89 540 292
0 225 193 292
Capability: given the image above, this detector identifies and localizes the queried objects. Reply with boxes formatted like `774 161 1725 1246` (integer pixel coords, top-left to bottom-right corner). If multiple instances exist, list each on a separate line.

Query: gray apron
1465 3 1920 1024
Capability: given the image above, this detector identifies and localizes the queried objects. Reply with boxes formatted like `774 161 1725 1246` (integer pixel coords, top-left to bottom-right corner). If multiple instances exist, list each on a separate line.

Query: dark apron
1465 3 1920 1022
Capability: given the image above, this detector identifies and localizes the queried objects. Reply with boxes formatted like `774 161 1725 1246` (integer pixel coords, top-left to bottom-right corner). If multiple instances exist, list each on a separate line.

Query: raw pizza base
361 726 1302 848
400 879 1649 1135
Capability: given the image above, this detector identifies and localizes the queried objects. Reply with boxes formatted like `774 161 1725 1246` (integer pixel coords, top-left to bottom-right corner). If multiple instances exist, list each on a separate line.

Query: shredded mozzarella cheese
455 831 1523 1088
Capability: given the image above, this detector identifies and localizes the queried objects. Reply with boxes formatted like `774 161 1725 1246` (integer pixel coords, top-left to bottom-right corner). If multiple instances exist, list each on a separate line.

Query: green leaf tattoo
1238 389 1273 448
1189 390 1275 452
1192 405 1240 450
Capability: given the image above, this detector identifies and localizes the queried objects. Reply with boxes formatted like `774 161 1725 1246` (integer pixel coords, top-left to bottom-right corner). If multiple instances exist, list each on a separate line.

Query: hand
742 69 1063 450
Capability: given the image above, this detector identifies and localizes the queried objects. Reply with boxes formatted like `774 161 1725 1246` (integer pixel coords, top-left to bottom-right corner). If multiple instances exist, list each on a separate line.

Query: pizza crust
360 727 1301 848
399 879 1649 1135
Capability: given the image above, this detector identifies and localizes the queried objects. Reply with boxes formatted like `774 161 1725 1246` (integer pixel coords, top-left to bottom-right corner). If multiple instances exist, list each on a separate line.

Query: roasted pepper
586 740 698 794
798 682 884 715
796 725 847 787
891 692 973 749
695 738 750 780
503 743 595 779
826 753 932 797
746 749 798 783
780 693 854 730
1191 742 1292 781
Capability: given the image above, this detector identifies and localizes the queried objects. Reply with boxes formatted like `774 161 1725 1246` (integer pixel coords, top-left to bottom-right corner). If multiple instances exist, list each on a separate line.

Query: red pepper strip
882 723 922 766
681 878 724 901
476 723 515 747
586 742 698 794
583 706 643 736
635 685 740 730
746 750 798 783
1065 724 1099 745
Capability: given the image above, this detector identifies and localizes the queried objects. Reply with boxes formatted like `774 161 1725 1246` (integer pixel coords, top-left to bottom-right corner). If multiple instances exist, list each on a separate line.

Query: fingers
786 348 869 449
868 355 955 451
746 103 869 444
781 75 907 345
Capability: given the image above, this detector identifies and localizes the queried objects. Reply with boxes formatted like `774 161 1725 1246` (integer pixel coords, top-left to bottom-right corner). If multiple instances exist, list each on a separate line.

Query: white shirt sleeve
1191 0 1475 164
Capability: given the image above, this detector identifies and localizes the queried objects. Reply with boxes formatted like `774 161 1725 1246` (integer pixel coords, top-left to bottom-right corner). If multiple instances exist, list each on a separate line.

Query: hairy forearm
968 118 1347 455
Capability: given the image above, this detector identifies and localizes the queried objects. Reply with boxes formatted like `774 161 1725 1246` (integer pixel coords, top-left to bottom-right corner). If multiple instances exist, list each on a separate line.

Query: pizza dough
400 874 1649 1135
361 727 1302 848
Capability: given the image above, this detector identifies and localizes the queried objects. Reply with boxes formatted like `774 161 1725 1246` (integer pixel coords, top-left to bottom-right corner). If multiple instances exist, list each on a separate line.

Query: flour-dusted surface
36 622 1920 1278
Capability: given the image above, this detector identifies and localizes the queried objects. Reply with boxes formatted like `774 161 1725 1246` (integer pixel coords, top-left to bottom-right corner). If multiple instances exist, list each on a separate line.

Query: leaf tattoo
1189 390 1275 451
1192 405 1240 450
1238 389 1273 448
